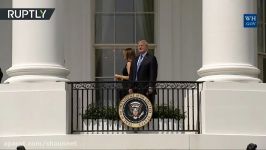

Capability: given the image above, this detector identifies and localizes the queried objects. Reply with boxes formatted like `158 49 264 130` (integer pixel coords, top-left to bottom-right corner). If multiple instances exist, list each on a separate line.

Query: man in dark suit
0 68 3 83
129 40 158 104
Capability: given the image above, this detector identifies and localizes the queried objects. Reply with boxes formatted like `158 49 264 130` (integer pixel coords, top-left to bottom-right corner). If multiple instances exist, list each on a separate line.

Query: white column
197 0 261 82
5 0 69 83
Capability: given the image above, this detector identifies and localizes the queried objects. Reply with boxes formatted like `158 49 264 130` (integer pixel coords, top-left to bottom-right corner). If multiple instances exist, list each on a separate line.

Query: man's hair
138 40 149 47
17 145 26 150
246 143 257 150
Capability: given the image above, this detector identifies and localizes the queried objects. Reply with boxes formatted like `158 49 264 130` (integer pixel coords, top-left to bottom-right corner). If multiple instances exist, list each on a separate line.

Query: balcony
67 81 202 134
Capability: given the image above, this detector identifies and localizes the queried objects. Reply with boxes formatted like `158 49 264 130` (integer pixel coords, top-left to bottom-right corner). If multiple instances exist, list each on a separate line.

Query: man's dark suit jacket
129 52 158 94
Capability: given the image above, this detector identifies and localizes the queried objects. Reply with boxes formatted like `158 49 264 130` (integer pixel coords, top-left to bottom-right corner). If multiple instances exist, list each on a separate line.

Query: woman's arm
114 74 128 80
114 61 132 80
126 61 131 76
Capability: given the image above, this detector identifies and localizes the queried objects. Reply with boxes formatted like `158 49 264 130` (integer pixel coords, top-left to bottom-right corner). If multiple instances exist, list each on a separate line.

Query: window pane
115 49 126 74
115 0 134 12
95 14 114 43
95 49 114 77
96 0 115 12
135 0 154 12
115 14 135 43
136 14 154 43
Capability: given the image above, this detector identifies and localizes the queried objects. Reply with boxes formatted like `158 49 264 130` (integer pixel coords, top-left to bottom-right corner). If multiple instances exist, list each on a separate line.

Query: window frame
93 0 158 81
258 0 266 82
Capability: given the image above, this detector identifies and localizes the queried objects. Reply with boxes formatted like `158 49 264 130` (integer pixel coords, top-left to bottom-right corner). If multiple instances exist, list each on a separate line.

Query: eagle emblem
129 101 144 120
119 93 153 128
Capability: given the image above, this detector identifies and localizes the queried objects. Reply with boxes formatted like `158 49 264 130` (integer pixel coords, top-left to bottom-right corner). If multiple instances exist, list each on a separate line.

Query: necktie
135 55 144 81
137 55 143 72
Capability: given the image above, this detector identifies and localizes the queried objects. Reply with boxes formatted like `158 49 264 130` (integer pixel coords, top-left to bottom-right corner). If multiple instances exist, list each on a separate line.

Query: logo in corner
119 93 153 128
0 8 55 20
244 14 257 28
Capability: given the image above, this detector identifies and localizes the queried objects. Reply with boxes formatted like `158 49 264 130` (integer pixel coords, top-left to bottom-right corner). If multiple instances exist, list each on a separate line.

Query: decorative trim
198 64 260 77
5 64 69 83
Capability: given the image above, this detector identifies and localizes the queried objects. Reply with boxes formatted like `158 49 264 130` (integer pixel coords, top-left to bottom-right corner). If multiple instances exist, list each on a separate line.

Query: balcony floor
0 134 266 149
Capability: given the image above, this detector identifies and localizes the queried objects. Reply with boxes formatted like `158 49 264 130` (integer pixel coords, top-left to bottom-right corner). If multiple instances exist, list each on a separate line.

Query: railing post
70 83 73 134
197 82 201 134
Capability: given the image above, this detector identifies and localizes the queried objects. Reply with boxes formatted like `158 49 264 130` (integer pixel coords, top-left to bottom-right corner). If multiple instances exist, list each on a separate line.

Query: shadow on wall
0 68 2 83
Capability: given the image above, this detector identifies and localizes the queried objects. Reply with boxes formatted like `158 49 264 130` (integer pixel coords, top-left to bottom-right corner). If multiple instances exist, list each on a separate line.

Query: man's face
138 42 147 54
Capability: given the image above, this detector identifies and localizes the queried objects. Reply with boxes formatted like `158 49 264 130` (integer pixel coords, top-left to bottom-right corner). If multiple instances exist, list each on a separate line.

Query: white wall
201 82 266 135
180 0 202 81
0 0 12 83
64 0 94 81
157 0 202 81
157 0 181 80
0 82 69 136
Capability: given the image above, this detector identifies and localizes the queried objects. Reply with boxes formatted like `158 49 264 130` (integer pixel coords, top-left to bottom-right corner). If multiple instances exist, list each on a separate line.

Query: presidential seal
119 93 153 128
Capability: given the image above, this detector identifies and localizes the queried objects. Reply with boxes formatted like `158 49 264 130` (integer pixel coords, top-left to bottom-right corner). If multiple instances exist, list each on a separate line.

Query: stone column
198 0 260 82
5 0 69 83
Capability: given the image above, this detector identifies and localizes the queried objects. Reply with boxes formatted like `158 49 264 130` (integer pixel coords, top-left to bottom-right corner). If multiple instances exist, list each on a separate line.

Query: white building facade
1 0 266 83
0 0 266 149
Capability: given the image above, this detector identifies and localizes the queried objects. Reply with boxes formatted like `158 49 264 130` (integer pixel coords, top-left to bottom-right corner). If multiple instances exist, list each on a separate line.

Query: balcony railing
67 81 202 134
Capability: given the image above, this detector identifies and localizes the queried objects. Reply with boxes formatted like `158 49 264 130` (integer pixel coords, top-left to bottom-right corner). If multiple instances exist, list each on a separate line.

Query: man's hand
128 89 133 94
146 87 153 95
115 74 122 80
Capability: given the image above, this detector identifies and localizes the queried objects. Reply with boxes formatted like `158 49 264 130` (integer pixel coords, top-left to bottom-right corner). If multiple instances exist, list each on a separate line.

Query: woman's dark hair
123 48 135 61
